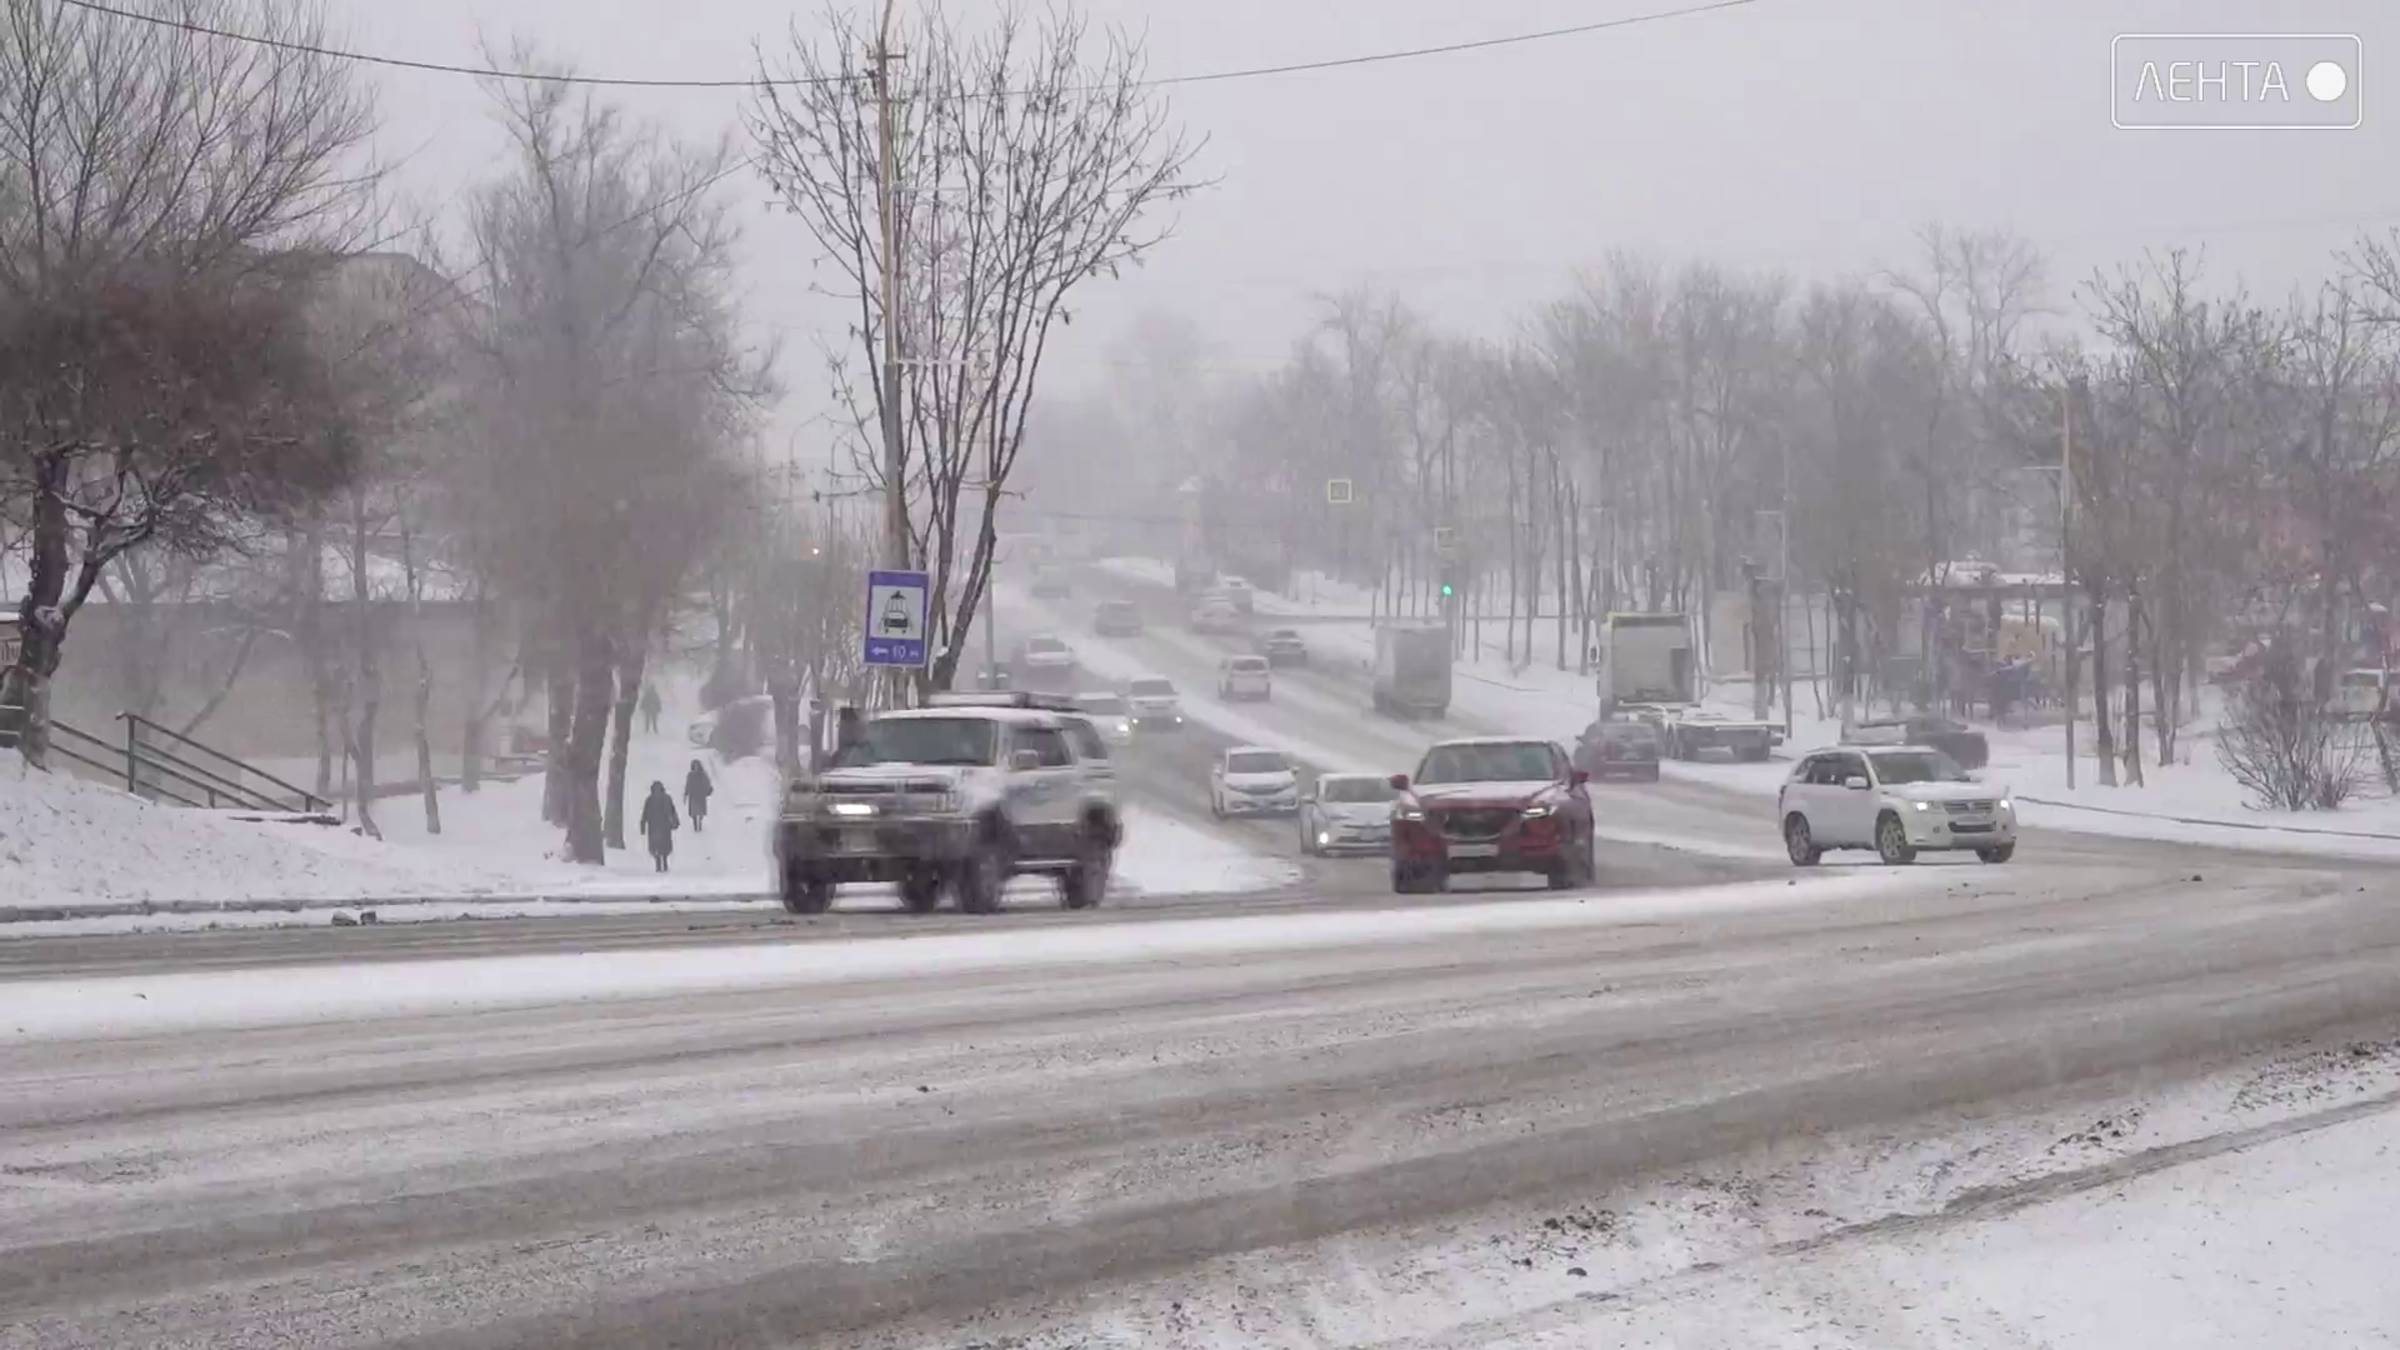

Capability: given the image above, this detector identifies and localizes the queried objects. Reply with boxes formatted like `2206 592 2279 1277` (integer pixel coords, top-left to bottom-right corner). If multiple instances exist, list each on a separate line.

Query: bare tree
0 0 376 768
459 67 768 862
751 1 1200 694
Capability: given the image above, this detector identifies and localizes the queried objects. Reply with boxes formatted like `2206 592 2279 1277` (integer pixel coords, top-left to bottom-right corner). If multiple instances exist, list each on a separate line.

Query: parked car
1387 738 1595 893
1574 717 1663 782
1211 746 1298 818
1217 654 1273 702
1299 771 1396 856
1125 674 1185 731
1846 715 1988 770
2335 668 2394 720
1093 599 1144 637
1073 691 1134 746
1190 595 1243 634
1778 745 2015 867
1259 628 1309 667
1218 577 1256 612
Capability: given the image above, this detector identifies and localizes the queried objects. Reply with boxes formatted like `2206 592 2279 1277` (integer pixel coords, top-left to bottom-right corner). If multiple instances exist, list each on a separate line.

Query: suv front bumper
1897 807 2016 849
777 814 978 882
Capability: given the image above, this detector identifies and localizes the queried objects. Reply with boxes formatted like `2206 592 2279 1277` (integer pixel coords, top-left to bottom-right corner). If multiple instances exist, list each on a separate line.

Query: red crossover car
1388 738 1596 893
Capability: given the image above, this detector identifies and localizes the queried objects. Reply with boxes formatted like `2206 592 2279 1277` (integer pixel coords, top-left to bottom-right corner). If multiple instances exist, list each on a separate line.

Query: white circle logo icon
2306 60 2349 102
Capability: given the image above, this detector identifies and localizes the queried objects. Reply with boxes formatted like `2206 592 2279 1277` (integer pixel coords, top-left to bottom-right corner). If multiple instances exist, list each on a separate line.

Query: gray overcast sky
334 0 2397 461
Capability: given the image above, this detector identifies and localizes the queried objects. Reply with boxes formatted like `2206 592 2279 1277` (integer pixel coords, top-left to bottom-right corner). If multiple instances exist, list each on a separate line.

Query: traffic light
1439 580 1456 599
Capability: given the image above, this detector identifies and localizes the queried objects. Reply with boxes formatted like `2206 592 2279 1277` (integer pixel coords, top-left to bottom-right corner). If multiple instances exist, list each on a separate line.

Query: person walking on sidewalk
683 759 714 834
639 682 663 734
639 780 680 872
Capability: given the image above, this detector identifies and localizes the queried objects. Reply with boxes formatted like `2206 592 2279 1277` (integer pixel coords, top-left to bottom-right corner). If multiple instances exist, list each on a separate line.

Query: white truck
1596 612 1779 762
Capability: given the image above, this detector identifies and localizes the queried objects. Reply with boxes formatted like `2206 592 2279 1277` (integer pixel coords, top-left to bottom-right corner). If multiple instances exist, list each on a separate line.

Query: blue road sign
863 569 932 668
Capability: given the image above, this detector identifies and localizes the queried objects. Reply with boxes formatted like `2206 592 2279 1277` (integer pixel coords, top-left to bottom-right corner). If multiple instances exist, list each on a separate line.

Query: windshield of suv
1129 678 1176 698
1870 750 1969 785
835 716 998 768
1319 775 1396 803
1226 750 1288 774
1077 694 1126 715
1416 742 1555 784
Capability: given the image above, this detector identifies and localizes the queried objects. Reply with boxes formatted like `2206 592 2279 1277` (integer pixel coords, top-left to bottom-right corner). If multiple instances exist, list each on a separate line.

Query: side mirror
1843 775 1870 791
1570 769 1590 788
1010 749 1042 772
1388 773 1410 791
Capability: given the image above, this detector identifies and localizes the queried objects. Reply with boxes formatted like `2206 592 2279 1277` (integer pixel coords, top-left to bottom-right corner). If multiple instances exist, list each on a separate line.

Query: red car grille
1435 808 1513 840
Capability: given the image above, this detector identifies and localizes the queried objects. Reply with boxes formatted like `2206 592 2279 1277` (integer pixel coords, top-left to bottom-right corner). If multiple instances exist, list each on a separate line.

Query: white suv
1779 745 2015 866
775 694 1122 916
1217 654 1272 702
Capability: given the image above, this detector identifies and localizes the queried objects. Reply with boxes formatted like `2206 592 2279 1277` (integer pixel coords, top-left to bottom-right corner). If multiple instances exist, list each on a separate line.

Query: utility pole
872 0 908 706
2061 380 2078 791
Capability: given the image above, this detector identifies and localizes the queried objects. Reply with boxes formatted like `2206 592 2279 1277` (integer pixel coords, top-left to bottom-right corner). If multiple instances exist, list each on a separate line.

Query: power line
62 0 1761 93
1145 0 1760 88
53 0 835 87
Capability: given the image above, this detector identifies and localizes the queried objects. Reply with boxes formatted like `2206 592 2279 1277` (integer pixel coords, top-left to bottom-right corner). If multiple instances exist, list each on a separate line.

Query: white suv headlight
1911 800 1932 813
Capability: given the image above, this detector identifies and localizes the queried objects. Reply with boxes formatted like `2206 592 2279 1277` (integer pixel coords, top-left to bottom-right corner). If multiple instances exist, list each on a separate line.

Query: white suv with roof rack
1778 744 2016 866
774 692 1122 916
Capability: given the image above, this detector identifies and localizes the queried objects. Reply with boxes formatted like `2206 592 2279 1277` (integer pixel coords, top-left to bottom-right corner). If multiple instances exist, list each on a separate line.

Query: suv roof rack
925 691 1084 713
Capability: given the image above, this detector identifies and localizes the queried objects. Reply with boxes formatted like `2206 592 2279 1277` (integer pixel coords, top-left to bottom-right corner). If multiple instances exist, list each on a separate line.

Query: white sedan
1211 746 1299 818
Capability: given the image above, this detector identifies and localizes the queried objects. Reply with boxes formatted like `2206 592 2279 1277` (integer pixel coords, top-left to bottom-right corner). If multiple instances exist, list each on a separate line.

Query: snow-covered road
7 845 2400 1346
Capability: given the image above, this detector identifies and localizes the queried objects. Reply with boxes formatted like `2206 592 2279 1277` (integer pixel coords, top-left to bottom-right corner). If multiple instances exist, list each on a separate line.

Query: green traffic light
1440 583 1455 598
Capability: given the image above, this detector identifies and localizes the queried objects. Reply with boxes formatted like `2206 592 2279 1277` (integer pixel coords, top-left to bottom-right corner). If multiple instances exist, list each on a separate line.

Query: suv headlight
1911 800 1932 812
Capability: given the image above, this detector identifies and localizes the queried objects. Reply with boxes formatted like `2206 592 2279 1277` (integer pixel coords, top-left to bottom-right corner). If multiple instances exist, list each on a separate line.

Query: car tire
952 831 1009 914
1977 843 2016 865
1060 830 1111 909
1209 791 1224 820
1784 814 1822 867
780 864 834 915
1875 813 1917 866
897 868 942 915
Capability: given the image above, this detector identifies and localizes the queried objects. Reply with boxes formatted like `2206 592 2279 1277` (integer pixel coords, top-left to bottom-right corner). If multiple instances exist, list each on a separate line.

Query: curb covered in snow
0 890 774 925
2014 794 2400 842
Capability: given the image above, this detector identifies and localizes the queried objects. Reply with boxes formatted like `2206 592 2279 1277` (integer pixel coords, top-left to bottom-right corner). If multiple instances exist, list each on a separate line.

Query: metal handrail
122 713 328 814
128 740 278 812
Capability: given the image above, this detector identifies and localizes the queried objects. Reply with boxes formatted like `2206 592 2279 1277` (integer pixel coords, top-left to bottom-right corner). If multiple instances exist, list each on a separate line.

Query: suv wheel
1977 843 2016 864
1875 813 1917 866
953 831 1009 914
1784 814 1822 867
1060 828 1111 909
780 863 833 915
898 867 942 914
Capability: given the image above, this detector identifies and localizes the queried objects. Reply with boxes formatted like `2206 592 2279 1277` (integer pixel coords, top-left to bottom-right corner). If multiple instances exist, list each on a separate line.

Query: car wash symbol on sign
863 569 931 668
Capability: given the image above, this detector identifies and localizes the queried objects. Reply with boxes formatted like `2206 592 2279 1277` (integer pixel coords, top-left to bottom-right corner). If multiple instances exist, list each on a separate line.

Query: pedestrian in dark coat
683 759 714 834
639 781 679 872
639 683 663 734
